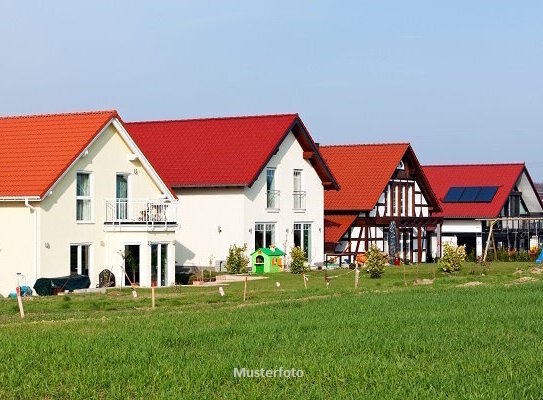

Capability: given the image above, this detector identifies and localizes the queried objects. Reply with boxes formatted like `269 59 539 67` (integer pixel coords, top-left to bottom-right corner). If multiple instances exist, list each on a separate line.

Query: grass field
1 262 543 399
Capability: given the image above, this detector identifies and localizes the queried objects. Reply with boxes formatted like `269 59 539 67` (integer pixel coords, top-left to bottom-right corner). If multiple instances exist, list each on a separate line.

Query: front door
116 174 129 220
151 244 168 287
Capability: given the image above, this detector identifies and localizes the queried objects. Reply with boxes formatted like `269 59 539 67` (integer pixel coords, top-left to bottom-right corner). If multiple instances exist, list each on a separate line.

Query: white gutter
24 198 38 288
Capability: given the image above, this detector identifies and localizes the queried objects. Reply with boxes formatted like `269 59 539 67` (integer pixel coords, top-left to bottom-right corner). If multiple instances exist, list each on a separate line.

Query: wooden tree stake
16 287 24 319
355 267 359 289
243 276 248 302
303 273 307 289
151 284 155 309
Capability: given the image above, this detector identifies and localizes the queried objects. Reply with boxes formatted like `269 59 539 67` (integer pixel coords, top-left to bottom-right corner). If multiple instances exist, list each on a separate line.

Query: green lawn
1 262 543 399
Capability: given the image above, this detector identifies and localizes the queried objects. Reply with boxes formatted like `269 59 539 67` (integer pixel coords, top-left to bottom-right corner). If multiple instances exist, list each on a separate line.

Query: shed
251 247 285 273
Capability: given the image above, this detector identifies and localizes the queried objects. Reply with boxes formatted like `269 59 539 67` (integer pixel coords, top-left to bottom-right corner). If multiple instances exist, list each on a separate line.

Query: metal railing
266 190 280 210
293 191 306 209
105 199 177 224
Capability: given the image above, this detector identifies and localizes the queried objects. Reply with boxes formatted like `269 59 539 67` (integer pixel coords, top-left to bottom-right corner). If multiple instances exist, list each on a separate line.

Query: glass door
116 174 128 220
151 244 168 287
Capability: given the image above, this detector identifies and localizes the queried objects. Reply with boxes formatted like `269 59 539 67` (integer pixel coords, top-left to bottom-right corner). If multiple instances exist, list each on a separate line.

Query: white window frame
70 243 92 276
293 222 312 260
76 171 94 223
254 222 276 249
150 242 169 287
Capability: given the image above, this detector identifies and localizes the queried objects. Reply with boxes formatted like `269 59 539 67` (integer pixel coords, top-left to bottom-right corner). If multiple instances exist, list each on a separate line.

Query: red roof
423 163 526 218
321 143 439 211
0 110 118 198
125 114 338 190
324 214 358 244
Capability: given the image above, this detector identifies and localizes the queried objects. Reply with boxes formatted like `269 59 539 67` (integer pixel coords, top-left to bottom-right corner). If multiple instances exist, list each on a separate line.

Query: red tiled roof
321 143 410 211
0 110 118 198
324 214 357 244
422 163 525 218
125 114 338 190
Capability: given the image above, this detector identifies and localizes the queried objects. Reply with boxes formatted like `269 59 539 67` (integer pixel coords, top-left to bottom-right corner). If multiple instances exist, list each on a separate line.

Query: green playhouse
251 247 285 273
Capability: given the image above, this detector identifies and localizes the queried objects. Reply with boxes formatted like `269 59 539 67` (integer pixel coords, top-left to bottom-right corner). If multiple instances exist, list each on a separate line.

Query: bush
365 245 386 279
225 244 249 274
290 246 309 274
440 242 466 272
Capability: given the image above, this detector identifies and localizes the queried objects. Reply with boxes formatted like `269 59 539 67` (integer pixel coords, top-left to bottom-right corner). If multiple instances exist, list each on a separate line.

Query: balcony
104 199 177 227
293 191 306 210
266 190 280 210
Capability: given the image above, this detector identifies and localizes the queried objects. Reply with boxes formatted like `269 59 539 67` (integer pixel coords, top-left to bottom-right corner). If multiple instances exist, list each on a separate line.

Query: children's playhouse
251 247 285 273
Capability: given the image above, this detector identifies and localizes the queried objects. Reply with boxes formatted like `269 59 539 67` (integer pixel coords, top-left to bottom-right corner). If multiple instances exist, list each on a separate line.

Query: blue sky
1 1 542 180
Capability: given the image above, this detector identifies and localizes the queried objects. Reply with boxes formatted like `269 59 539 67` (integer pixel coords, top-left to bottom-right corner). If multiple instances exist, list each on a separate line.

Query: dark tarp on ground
33 275 91 296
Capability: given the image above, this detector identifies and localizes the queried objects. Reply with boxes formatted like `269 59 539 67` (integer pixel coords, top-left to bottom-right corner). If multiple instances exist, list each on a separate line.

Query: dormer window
397 160 405 170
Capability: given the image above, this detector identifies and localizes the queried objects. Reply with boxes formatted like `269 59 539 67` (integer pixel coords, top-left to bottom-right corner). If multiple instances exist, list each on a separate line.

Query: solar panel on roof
443 186 499 203
443 187 465 202
459 187 480 202
475 186 498 202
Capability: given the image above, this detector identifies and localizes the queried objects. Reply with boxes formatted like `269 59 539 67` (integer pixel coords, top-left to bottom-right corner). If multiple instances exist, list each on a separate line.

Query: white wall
175 187 245 269
441 220 482 234
243 132 325 265
0 203 34 296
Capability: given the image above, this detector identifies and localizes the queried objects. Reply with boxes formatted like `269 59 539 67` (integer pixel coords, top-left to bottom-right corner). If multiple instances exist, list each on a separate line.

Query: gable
0 110 117 199
322 143 440 212
125 114 338 190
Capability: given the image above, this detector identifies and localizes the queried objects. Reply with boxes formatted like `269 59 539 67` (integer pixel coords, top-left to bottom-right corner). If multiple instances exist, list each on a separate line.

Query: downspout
24 198 38 288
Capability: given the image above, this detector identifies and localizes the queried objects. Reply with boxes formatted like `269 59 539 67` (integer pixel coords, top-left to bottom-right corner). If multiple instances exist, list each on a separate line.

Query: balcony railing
293 191 306 210
267 190 280 210
105 199 177 225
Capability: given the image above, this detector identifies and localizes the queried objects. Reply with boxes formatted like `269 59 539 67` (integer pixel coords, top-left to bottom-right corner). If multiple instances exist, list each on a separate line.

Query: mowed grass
1 262 543 399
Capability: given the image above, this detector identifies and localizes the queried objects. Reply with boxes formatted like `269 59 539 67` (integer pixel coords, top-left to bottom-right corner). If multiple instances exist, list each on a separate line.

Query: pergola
478 217 543 261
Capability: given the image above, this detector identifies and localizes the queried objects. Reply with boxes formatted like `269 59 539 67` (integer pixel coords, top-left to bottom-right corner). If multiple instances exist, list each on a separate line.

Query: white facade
0 120 176 296
175 132 325 269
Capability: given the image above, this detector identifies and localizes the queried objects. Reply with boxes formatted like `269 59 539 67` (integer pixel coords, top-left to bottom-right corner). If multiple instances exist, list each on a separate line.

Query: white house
423 163 543 258
126 114 339 271
0 110 177 296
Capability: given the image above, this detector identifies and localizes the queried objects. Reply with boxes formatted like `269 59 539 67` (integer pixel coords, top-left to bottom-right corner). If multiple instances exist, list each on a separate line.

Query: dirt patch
530 268 543 275
457 281 483 288
514 276 537 284
513 269 524 275
414 279 434 286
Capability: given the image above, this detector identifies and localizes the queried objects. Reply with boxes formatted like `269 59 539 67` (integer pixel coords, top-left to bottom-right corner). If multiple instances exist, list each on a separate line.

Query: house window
70 244 90 276
76 172 92 221
255 223 275 249
266 168 279 209
293 223 312 260
293 170 305 209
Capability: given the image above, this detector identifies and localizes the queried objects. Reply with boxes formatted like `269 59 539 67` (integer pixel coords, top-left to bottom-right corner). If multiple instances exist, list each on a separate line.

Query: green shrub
290 246 309 274
440 242 466 272
365 245 385 279
225 244 249 274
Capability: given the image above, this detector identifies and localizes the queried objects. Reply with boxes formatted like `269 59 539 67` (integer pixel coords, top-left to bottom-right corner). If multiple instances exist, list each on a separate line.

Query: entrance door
151 244 168 287
116 174 129 220
124 244 140 285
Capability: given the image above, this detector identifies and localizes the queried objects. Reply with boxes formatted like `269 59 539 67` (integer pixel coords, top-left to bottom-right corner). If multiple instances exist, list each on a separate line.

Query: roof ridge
0 109 117 120
423 162 525 168
127 113 299 125
320 142 410 148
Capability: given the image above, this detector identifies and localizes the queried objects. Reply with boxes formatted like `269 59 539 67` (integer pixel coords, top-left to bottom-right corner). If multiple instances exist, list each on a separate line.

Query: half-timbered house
321 143 442 264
